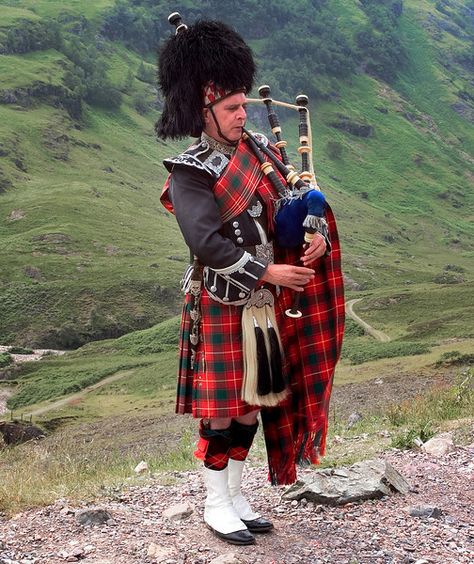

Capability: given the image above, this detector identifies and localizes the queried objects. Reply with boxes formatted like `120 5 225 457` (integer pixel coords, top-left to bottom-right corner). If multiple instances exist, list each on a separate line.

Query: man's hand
261 264 315 292
301 233 326 266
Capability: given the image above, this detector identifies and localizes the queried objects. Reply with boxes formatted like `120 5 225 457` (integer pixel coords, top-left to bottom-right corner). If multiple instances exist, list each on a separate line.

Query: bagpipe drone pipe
245 86 328 317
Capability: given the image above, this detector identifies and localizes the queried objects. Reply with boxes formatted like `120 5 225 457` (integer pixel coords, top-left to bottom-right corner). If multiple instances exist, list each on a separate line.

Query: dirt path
346 298 391 342
0 345 66 363
21 369 135 419
0 387 13 416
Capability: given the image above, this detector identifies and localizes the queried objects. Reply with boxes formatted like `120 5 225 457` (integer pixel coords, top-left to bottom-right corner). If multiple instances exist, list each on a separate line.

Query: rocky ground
0 443 472 564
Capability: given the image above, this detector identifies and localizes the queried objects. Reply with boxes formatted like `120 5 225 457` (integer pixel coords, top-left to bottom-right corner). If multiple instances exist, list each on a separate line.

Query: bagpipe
245 86 328 318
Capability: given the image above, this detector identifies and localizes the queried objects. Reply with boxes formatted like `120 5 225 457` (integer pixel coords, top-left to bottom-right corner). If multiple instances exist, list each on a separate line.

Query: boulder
422 433 455 456
75 508 112 526
283 459 410 505
162 502 194 521
0 421 45 445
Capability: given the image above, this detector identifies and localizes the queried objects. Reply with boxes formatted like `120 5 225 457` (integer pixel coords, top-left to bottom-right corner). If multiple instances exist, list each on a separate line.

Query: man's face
203 92 247 144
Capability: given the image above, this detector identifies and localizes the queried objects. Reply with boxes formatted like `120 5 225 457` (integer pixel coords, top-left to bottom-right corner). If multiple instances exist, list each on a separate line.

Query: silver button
249 256 255 262
237 237 244 244
232 221 239 228
210 285 217 292
239 292 246 298
238 267 245 274
223 297 229 302
234 229 241 236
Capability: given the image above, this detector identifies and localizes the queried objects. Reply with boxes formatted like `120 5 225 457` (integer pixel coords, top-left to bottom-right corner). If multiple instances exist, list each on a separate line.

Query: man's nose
237 106 246 120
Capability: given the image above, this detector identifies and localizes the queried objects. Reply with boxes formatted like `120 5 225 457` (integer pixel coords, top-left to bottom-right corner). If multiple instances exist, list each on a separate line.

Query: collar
201 131 237 157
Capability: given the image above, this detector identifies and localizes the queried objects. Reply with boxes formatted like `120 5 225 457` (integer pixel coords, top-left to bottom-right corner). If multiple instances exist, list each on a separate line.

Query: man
156 16 345 546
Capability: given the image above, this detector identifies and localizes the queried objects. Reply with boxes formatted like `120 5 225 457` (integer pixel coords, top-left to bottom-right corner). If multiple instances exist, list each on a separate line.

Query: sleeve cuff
204 252 268 305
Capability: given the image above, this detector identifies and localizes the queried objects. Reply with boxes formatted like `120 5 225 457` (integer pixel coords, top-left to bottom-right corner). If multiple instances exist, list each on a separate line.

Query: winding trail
12 369 135 419
345 298 391 342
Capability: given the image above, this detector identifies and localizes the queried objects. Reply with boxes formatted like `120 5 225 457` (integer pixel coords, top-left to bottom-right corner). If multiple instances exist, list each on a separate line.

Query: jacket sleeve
168 165 267 300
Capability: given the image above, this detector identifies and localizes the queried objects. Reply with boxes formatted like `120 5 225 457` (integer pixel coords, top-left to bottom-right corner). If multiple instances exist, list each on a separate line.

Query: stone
147 543 174 561
75 509 112 526
134 460 149 474
283 459 410 505
0 421 45 445
162 502 194 521
422 433 455 456
7 209 25 221
408 505 443 519
210 553 245 564
347 412 363 429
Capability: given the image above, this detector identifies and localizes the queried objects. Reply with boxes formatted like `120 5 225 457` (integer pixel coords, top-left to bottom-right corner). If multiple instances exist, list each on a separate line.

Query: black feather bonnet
155 18 256 139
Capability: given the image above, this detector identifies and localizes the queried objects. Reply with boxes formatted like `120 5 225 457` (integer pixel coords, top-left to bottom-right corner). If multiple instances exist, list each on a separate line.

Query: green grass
0 49 66 88
342 339 430 365
0 5 41 26
351 282 474 342
0 414 197 515
0 0 115 21
5 316 181 410
0 1 472 346
0 352 13 368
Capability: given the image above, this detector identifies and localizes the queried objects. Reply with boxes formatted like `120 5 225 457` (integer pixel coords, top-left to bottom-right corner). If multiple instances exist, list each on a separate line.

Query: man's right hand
261 264 315 292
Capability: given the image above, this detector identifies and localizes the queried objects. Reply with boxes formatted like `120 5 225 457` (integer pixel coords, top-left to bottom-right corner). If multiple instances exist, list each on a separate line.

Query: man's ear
203 108 210 125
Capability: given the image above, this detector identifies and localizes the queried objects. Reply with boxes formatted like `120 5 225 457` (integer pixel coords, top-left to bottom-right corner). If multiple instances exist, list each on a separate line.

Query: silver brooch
247 200 263 217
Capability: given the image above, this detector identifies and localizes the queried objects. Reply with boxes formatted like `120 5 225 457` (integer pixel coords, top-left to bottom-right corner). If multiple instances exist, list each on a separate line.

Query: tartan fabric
194 421 232 470
159 139 272 224
166 138 345 485
261 205 345 484
229 420 259 461
212 139 275 224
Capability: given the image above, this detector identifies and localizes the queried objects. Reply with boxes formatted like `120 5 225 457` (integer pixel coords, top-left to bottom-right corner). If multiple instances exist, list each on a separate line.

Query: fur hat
155 18 256 139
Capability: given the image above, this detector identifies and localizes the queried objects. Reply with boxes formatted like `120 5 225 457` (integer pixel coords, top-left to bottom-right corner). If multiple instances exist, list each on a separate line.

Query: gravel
0 445 473 564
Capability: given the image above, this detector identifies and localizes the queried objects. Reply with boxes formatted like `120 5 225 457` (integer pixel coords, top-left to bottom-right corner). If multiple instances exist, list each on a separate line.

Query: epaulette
164 139 231 178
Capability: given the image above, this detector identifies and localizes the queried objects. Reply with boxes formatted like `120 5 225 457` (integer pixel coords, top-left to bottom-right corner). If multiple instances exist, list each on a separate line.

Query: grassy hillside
0 0 473 349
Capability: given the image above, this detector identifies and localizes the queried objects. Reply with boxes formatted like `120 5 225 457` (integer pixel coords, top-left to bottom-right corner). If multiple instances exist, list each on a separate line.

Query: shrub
0 353 13 368
342 341 430 364
8 347 34 355
326 141 343 160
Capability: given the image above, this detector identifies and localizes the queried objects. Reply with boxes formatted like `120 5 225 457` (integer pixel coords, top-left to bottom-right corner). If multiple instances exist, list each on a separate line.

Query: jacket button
237 237 244 244
238 267 245 274
234 229 241 236
233 221 239 228
239 292 246 298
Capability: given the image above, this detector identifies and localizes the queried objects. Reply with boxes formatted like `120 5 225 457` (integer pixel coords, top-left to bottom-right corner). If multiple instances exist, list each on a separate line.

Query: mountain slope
0 0 473 347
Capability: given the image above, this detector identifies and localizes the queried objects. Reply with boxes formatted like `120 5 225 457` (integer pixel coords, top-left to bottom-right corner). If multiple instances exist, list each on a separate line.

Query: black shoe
207 525 256 545
242 517 274 533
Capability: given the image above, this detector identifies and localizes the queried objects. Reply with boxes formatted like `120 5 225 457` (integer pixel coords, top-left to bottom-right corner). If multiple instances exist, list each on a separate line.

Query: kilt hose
175 206 345 485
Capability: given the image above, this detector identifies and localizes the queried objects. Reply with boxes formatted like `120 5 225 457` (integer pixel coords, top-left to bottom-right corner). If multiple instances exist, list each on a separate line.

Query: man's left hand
301 233 327 266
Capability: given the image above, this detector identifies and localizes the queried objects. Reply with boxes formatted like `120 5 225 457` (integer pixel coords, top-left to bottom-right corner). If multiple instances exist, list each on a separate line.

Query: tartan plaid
160 138 276 229
262 204 345 485
213 139 275 224
166 139 345 485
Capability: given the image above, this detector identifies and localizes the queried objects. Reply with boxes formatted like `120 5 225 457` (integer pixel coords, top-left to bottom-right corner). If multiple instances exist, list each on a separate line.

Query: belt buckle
255 241 274 264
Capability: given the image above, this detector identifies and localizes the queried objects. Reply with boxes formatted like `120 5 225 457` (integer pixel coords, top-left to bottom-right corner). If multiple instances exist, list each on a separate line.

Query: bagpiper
156 14 345 545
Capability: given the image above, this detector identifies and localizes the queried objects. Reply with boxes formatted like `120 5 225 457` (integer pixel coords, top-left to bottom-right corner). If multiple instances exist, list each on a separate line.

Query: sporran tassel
241 289 288 407
255 322 272 396
268 318 285 394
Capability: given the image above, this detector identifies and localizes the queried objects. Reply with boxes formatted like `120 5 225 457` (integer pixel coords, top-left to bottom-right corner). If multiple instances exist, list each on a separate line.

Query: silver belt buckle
255 241 274 264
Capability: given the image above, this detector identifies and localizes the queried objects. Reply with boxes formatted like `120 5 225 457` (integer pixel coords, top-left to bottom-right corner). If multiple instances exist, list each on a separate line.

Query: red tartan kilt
176 288 289 418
